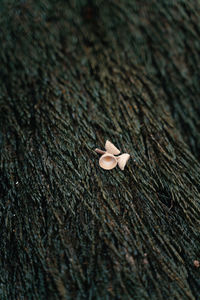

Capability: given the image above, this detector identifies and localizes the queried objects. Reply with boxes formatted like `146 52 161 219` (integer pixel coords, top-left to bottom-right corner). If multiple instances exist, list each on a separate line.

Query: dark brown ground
0 1 200 299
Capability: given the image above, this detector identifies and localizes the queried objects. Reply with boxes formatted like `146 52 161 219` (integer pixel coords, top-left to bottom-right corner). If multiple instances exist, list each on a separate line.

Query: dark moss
0 0 200 299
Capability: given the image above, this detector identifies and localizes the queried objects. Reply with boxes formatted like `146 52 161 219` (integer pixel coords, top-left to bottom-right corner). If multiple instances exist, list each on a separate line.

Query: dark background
0 1 200 299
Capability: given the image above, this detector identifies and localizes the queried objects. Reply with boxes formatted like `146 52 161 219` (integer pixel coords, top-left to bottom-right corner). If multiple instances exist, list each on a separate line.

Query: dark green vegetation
1 1 200 299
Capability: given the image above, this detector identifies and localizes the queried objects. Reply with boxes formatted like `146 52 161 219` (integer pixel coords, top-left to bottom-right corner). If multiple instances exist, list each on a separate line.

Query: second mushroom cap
105 140 120 155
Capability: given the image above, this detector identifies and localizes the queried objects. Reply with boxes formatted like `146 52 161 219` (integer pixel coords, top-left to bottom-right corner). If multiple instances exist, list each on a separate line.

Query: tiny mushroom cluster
95 140 130 170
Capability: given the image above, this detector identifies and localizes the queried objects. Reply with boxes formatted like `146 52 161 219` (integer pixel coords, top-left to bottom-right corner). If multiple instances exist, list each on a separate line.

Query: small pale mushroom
99 153 118 170
105 140 120 155
117 153 130 170
194 260 200 268
95 140 130 171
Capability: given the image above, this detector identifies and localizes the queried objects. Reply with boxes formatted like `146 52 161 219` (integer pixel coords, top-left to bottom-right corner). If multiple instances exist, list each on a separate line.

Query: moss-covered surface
0 1 200 299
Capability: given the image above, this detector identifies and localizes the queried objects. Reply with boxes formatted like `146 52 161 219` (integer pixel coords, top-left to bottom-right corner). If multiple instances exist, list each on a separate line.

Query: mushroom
105 140 120 155
99 153 118 170
95 140 130 171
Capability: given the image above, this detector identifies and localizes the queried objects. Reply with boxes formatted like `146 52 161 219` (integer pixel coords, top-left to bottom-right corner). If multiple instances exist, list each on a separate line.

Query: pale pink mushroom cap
99 153 118 170
117 153 130 170
105 140 120 155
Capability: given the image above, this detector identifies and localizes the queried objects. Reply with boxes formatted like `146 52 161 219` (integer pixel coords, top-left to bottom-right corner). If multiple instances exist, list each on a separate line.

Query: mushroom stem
95 148 106 154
